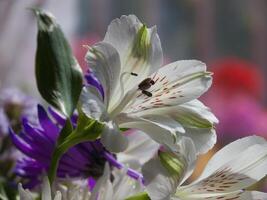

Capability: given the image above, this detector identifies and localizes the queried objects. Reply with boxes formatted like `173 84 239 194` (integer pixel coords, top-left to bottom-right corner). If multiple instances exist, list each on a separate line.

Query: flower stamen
138 78 155 97
130 72 138 76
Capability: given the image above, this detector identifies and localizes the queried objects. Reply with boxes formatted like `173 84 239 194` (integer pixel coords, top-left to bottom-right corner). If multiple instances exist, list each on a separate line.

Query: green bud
132 24 151 60
34 9 83 117
159 151 186 180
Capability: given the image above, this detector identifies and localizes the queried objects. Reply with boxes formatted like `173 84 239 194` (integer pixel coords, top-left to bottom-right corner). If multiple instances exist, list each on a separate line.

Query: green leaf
0 181 17 200
0 184 8 200
48 110 104 183
34 9 83 117
125 192 151 200
159 151 186 178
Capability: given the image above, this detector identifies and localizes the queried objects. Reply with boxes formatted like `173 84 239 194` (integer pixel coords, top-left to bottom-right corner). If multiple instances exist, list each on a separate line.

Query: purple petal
63 147 90 166
9 128 49 164
48 106 66 126
85 71 104 99
9 128 35 157
88 177 96 191
19 132 51 160
22 118 55 148
37 105 59 140
15 165 43 176
23 179 41 189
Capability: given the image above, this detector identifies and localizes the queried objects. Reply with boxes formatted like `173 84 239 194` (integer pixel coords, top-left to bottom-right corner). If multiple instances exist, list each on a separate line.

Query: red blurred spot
210 57 264 99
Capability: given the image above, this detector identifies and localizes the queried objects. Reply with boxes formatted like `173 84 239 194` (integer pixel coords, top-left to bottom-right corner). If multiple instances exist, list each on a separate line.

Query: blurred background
0 0 266 191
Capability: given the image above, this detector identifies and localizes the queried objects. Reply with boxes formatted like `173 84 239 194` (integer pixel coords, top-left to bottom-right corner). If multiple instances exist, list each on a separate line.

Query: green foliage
34 9 83 117
125 192 151 200
0 181 18 200
48 109 104 183
32 8 104 185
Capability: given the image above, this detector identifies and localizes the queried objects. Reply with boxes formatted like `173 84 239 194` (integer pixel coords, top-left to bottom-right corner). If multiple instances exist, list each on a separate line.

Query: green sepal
132 24 151 60
125 192 151 200
177 113 213 129
57 118 73 144
33 9 83 117
120 128 130 132
48 110 104 183
159 151 186 178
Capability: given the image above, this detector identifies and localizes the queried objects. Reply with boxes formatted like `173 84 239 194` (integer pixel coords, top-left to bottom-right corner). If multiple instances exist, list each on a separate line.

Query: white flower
18 176 64 200
18 165 144 200
82 15 218 154
142 136 267 200
91 164 144 200
116 129 160 171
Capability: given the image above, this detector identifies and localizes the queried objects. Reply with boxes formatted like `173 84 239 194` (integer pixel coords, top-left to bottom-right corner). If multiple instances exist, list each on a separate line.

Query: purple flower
10 105 143 188
0 88 37 136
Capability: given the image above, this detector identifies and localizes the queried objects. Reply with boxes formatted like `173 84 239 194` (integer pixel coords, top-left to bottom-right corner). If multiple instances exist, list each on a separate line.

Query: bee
138 78 155 97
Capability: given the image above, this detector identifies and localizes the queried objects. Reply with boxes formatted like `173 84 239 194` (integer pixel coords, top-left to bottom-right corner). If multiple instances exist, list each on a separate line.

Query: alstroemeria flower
10 105 158 188
18 165 144 200
82 15 218 154
143 136 267 200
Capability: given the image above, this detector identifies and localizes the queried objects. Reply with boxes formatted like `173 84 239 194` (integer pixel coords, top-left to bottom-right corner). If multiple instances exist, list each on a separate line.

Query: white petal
173 100 218 154
53 192 62 200
112 168 144 199
175 100 219 125
176 137 197 185
127 60 212 113
117 129 160 170
118 114 184 150
80 86 107 121
91 164 144 200
198 135 266 180
179 136 267 195
140 114 185 135
183 128 217 155
248 191 267 200
41 176 52 200
104 15 163 104
18 183 34 200
81 87 130 154
101 121 128 153
91 163 113 200
85 42 121 106
142 156 177 200
126 100 218 154
142 137 196 200
56 180 90 200
174 190 267 200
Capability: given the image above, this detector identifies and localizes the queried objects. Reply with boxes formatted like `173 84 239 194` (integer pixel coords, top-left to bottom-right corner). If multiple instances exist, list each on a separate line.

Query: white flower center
109 72 139 118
